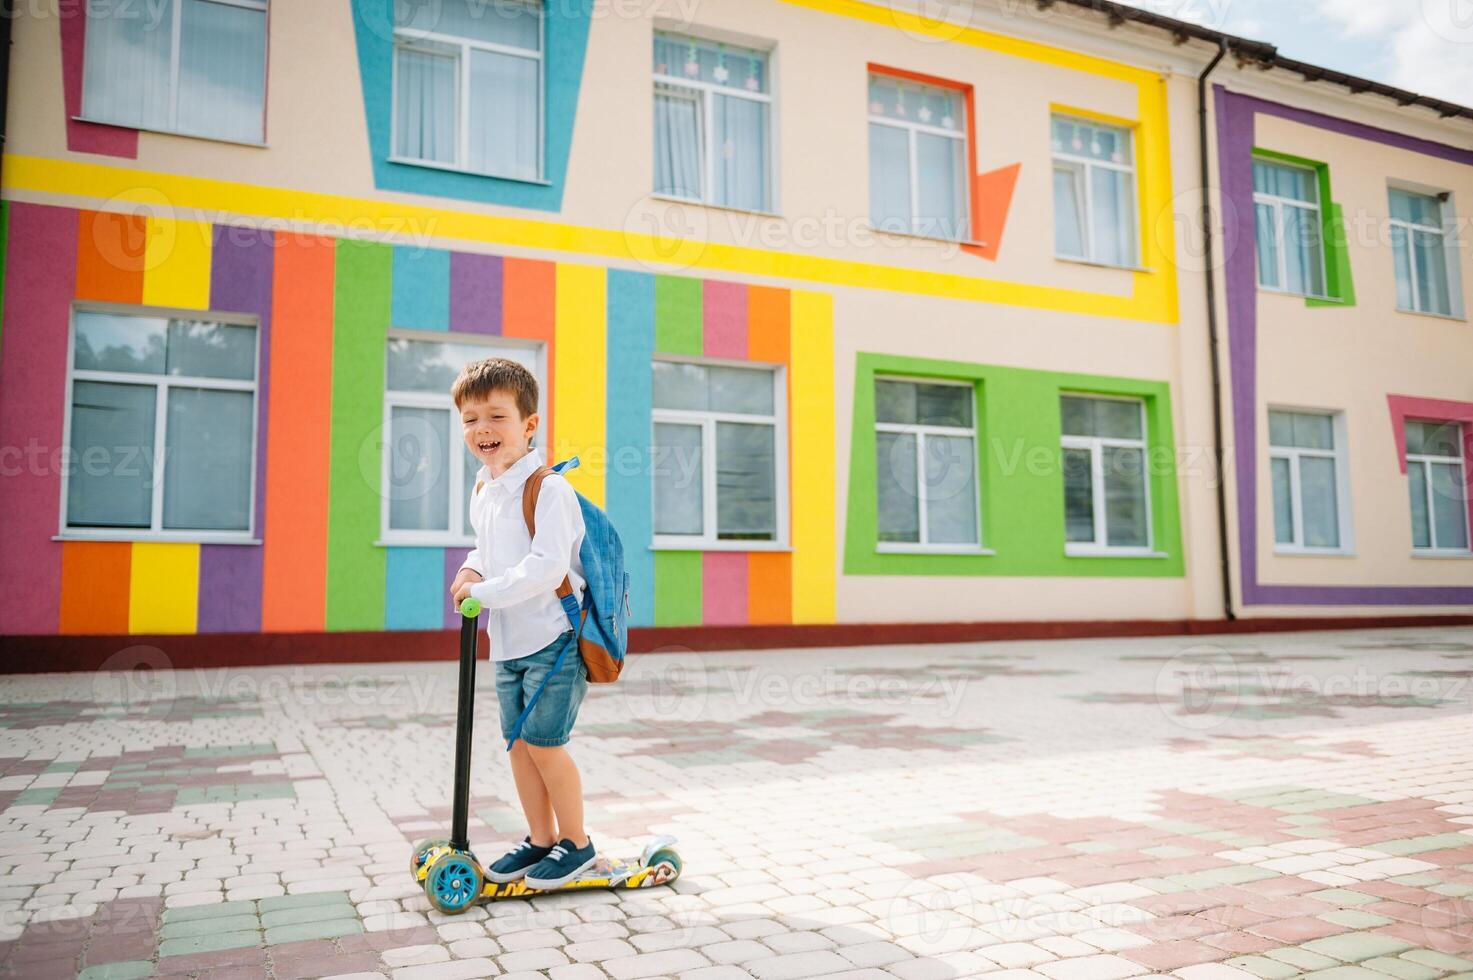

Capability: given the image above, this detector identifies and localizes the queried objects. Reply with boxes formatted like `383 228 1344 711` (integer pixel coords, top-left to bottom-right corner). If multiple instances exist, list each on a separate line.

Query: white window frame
1268 408 1354 556
652 31 777 214
1061 394 1155 557
1253 159 1328 299
873 375 985 554
377 329 546 548
867 76 971 242
77 0 270 146
1389 188 1458 318
1407 419 1471 555
1051 116 1139 268
389 0 546 181
650 355 789 551
56 302 261 545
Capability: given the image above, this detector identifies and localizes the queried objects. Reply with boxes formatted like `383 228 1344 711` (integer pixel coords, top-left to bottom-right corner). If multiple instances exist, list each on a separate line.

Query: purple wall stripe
0 204 76 634
1214 86 1473 607
450 252 503 335
199 225 275 633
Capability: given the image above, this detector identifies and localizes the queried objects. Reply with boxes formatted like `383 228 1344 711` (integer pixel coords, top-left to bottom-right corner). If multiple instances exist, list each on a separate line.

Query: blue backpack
505 456 629 749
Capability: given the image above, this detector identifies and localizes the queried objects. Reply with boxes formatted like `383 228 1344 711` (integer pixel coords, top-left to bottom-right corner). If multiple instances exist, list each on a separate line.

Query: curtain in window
712 94 768 212
1283 205 1325 296
1430 461 1469 549
923 434 977 544
388 406 451 532
68 381 156 529
177 0 267 142
1413 229 1451 316
1053 165 1085 259
653 423 703 534
163 387 253 531
716 422 776 540
1255 203 1281 288
915 133 967 240
1091 167 1136 267
869 124 911 234
654 85 702 199
1272 457 1295 544
877 432 919 543
395 46 457 164
1103 446 1148 546
468 50 539 179
81 0 174 131
1062 447 1094 543
1297 456 1340 548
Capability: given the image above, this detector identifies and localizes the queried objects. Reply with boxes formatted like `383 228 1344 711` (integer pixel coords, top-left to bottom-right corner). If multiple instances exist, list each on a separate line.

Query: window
1406 420 1469 552
63 309 259 539
1253 160 1326 297
651 360 785 547
652 33 772 213
1052 116 1137 267
1061 395 1150 553
868 74 969 241
382 334 541 544
1269 410 1348 552
80 0 268 143
1390 189 1454 317
392 0 543 181
874 379 979 550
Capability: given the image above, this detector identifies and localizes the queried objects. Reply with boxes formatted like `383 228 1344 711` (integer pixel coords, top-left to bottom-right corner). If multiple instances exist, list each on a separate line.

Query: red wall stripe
702 280 747 359
701 552 749 626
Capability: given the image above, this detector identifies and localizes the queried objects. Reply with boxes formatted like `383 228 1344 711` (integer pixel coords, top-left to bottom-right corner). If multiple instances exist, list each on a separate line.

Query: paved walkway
1 626 1471 980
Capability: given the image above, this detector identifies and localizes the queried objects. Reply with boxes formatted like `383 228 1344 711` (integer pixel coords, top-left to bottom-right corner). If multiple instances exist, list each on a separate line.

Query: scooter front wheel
409 837 450 878
424 851 484 914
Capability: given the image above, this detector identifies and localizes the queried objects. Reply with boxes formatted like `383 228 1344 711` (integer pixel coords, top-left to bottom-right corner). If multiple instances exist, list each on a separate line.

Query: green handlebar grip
460 597 481 618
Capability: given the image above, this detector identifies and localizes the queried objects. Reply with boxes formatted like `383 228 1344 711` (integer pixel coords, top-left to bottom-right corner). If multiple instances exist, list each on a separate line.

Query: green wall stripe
326 240 391 630
654 276 701 355
654 551 702 626
844 353 1184 578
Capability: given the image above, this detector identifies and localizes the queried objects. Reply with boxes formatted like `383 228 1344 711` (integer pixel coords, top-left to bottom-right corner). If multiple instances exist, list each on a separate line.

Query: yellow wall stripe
5 155 1177 324
554 263 607 507
128 543 200 634
789 291 836 624
141 217 212 310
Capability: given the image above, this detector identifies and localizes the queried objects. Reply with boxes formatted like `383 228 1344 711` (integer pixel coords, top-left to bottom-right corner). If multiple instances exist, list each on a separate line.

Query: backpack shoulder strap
522 466 575 600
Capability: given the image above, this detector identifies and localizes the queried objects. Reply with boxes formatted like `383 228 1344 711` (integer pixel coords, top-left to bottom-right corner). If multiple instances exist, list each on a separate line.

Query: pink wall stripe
0 205 78 634
701 552 749 626
702 281 747 359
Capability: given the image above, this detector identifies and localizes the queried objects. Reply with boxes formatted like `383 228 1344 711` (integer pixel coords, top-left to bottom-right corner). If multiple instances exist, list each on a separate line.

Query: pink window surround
1387 394 1473 544
58 0 140 158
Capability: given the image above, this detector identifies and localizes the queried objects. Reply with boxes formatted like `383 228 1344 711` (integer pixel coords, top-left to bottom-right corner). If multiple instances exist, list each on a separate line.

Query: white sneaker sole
484 863 537 884
523 853 598 890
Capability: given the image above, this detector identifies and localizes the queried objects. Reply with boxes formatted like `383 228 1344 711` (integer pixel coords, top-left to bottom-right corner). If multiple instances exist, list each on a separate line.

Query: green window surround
1253 148 1357 308
844 353 1184 578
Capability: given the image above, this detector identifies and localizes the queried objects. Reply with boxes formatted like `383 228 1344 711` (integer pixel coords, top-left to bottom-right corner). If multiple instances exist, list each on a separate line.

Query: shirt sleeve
469 476 580 610
457 547 484 578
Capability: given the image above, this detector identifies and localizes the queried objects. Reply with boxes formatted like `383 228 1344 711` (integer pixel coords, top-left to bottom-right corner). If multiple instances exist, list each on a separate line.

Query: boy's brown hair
451 357 539 419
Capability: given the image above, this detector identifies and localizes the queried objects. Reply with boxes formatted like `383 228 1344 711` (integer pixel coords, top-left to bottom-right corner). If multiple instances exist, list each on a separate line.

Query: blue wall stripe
385 548 446 630
391 247 450 331
605 270 655 627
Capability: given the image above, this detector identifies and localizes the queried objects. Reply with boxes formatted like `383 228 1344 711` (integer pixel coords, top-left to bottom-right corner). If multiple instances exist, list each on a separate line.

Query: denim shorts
495 630 587 747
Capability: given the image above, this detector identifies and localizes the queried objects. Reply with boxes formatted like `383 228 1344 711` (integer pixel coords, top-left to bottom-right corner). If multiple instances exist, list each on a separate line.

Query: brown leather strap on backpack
522 466 575 600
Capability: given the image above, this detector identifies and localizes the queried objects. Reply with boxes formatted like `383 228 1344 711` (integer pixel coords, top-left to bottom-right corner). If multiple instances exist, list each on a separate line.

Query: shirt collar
481 447 545 497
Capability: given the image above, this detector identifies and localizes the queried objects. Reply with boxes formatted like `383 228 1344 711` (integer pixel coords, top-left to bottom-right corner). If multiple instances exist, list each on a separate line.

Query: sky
1114 0 1473 106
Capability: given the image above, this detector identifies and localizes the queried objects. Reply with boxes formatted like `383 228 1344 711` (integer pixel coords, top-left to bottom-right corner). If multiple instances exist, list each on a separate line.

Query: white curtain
395 46 458 164
654 86 702 199
1255 202 1281 288
1413 229 1452 315
712 94 768 212
81 0 174 130
468 49 539 179
177 0 267 142
1298 456 1340 548
923 434 978 545
1283 204 1325 296
877 431 919 543
916 132 967 240
869 123 911 234
1091 166 1136 266
653 423 703 535
1053 165 1085 259
388 407 451 532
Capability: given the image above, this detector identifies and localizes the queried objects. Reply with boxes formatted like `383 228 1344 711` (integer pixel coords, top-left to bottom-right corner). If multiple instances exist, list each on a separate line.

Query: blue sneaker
523 837 598 889
485 835 552 884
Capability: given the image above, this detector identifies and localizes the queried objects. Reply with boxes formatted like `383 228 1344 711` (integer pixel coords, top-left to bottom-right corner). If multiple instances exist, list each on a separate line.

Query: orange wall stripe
746 286 791 366
746 286 794 623
503 257 558 458
746 552 793 625
75 210 145 303
260 234 336 632
59 542 131 634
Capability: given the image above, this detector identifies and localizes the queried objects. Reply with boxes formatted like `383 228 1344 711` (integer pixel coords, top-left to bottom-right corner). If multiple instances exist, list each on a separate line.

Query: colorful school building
1 0 1470 666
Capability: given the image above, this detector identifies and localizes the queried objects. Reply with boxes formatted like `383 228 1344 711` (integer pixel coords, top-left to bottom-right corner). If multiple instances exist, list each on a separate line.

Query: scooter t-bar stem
450 598 482 852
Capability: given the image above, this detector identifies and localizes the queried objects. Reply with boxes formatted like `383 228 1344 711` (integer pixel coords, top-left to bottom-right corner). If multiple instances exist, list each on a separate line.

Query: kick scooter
408 597 682 913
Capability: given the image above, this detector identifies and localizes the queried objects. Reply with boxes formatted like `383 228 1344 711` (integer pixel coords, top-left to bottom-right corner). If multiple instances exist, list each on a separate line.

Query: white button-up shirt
459 448 587 662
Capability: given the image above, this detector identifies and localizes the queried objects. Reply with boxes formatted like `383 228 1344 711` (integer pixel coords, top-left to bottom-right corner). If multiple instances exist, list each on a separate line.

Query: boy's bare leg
524 744 587 848
508 741 558 846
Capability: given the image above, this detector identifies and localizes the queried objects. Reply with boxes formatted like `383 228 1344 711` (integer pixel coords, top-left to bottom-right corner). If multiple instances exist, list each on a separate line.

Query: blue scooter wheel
425 851 484 914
